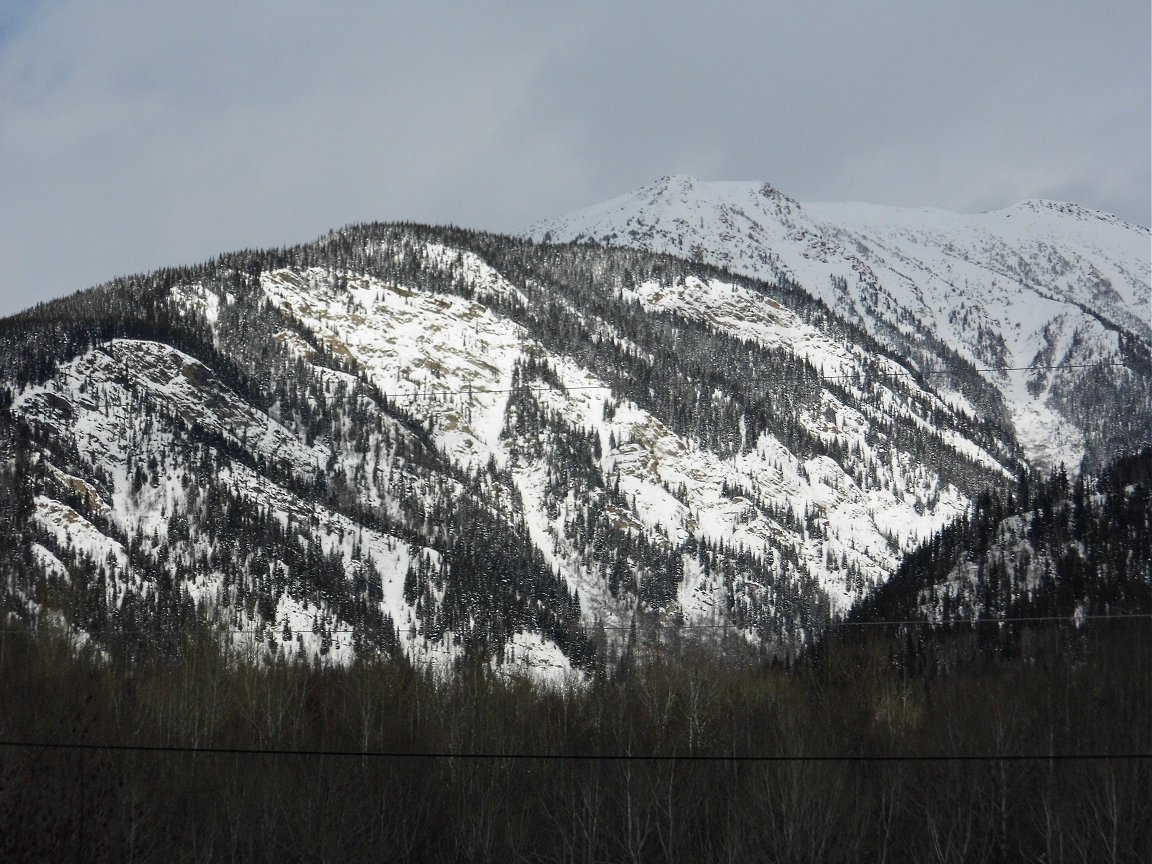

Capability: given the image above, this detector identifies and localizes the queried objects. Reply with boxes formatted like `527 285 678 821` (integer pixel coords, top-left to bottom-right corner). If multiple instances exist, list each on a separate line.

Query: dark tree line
846 448 1151 678
0 619 1147 863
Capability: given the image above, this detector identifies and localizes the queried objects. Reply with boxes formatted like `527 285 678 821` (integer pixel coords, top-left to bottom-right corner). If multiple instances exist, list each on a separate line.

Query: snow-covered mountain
527 175 1152 472
0 223 1027 673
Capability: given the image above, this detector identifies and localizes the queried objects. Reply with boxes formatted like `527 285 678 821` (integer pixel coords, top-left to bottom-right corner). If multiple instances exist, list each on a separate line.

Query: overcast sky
1 1 1148 317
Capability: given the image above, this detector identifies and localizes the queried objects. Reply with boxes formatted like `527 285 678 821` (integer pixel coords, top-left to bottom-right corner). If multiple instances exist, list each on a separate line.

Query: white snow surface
257 256 994 625
11 329 575 678
527 175 1151 471
9 229 1044 671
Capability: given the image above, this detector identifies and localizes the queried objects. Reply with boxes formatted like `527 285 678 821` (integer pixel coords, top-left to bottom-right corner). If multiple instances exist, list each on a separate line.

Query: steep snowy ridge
260 245 1012 617
12 340 440 665
0 221 1043 673
527 176 1151 472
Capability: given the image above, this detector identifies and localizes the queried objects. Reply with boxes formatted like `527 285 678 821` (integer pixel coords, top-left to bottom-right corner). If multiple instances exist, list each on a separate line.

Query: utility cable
818 360 1133 381
373 360 1133 402
1 613 1147 637
0 739 1146 763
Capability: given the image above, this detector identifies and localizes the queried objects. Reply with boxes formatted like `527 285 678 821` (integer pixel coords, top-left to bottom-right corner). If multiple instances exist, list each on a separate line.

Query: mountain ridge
0 221 1033 672
526 175 1151 473
3 174 1148 675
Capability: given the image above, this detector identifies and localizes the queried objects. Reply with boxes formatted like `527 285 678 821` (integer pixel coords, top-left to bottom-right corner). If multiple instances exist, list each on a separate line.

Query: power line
2 613 1146 637
384 383 610 400
375 361 1133 402
550 613 1152 631
802 612 1151 628
0 738 1146 763
818 360 1132 381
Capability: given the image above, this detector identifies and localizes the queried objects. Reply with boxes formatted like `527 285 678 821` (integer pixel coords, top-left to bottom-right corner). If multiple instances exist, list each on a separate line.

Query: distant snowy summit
526 176 1152 472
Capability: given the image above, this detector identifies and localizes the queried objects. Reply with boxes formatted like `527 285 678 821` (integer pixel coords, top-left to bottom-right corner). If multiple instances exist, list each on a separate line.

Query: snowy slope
10 340 455 666
0 221 1027 671
249 240 1014 629
527 176 1152 471
8 334 587 676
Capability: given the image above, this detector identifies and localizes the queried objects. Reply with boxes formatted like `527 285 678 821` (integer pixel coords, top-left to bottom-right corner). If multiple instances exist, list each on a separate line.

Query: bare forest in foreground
1 619 1148 863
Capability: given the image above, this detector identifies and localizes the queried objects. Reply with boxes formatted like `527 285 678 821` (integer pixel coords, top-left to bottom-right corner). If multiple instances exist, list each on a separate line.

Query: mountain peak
646 173 701 200
997 198 1147 232
656 173 699 186
525 178 1151 473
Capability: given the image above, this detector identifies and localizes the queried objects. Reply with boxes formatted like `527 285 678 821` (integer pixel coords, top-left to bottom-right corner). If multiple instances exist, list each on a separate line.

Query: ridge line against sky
1 1 1148 318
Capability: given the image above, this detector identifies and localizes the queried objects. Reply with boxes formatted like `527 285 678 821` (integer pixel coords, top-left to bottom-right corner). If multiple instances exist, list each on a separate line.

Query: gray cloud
1 1 1148 317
